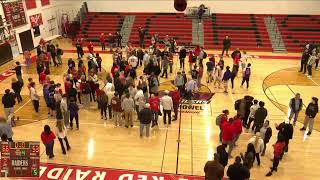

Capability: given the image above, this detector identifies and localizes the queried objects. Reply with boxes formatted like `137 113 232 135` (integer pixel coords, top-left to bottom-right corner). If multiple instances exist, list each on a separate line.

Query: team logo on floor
159 81 214 115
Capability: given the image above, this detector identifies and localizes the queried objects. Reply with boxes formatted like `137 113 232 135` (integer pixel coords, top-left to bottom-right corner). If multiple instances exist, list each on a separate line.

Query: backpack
215 114 223 126
234 99 241 110
203 51 207 59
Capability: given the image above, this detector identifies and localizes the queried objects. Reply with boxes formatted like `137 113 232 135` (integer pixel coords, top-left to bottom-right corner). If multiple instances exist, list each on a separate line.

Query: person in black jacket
288 93 303 126
299 49 309 73
11 78 23 103
276 120 293 155
222 36 231 56
179 46 187 70
300 97 319 135
216 144 228 167
2 89 16 119
253 101 268 133
227 156 250 180
138 103 153 137
138 27 146 48
260 120 272 156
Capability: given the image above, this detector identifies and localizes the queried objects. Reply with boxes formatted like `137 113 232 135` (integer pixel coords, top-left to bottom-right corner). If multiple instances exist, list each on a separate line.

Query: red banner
29 13 43 27
38 163 204 180
1 0 27 28
40 0 50 6
25 0 37 10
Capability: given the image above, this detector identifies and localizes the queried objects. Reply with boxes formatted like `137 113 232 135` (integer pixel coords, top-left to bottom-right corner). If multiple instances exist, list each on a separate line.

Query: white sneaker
307 75 312 78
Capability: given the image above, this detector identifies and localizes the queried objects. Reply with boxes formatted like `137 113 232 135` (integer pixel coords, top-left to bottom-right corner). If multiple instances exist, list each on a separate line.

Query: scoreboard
0 141 40 177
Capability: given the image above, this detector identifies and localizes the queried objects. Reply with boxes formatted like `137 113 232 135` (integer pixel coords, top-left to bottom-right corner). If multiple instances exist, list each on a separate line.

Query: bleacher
128 13 192 47
203 14 272 51
273 15 320 52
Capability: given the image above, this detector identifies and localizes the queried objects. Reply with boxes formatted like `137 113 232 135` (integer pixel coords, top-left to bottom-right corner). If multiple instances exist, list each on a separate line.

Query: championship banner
39 163 204 180
29 14 43 27
1 0 27 28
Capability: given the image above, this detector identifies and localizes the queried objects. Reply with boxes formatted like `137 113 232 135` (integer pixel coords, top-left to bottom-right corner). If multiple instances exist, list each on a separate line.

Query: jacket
260 126 272 143
254 107 268 124
12 81 23 93
223 38 231 48
276 122 293 140
232 116 243 135
69 102 79 115
289 98 303 112
170 90 181 105
221 121 234 142
217 145 228 167
122 97 135 112
222 70 231 81
241 151 254 170
179 48 187 59
305 102 318 118
204 160 224 180
2 93 15 108
41 131 56 144
148 96 160 112
138 108 153 124
227 163 250 180
111 96 122 112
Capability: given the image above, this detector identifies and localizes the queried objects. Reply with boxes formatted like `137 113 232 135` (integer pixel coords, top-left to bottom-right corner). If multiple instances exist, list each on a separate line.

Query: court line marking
160 124 169 173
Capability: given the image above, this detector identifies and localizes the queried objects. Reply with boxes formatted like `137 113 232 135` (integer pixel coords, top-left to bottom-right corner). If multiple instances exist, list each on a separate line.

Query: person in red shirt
222 118 235 158
39 69 47 85
148 93 160 127
87 41 94 54
266 136 286 176
216 109 229 142
99 33 106 51
232 114 243 146
231 48 241 75
188 51 194 73
111 63 119 77
41 125 56 159
170 90 181 121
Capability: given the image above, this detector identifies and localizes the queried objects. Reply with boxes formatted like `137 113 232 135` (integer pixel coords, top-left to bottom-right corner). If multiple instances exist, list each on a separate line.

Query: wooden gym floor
2 38 320 180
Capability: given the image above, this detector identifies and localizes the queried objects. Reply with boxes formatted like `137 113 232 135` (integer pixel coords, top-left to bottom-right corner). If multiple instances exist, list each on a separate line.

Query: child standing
41 125 56 159
222 66 231 93
55 120 71 154
213 63 223 88
241 63 251 89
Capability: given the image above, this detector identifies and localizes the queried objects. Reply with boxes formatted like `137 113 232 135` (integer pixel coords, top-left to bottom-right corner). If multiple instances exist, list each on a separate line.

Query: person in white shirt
30 82 39 113
60 94 70 128
135 88 146 112
248 132 264 166
143 51 150 68
240 51 251 71
55 120 71 154
128 54 138 69
247 99 259 129
161 90 173 125
106 89 115 119
185 78 198 107
213 64 223 88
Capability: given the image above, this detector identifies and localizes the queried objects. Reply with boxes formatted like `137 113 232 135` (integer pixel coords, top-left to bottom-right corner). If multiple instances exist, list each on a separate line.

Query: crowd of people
299 43 320 77
0 32 318 179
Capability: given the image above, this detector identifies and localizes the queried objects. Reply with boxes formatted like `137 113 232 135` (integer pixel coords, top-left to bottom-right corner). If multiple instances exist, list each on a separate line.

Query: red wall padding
41 0 50 6
25 0 37 9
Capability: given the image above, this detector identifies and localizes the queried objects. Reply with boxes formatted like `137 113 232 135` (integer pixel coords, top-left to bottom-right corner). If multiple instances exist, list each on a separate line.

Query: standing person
41 125 56 159
231 48 241 75
221 36 231 56
227 156 250 180
248 133 264 166
221 118 235 157
185 78 198 107
69 98 79 130
260 120 272 156
216 110 229 143
288 93 303 125
300 97 318 135
216 144 228 167
198 63 204 86
49 43 58 67
247 99 259 130
13 61 23 85
137 48 144 67
99 33 106 50
299 49 309 73
204 153 224 180
179 46 187 70
265 136 286 177
149 93 160 127
97 90 108 120
240 143 255 170
222 66 231 93
276 120 293 155
253 101 268 133
115 31 122 48
206 57 215 83
60 94 70 128
160 55 169 78
24 49 31 67
128 53 138 70
87 41 94 54
307 49 317 77
11 78 23 103
55 120 71 154
174 72 185 95
76 38 84 58
56 44 63 65
96 53 102 72
240 63 251 89
106 89 115 120
213 63 223 88
111 92 122 127
138 103 153 137
30 82 40 113
170 89 181 121
138 27 146 48
122 93 135 128
188 51 195 73
161 90 173 125
232 114 243 146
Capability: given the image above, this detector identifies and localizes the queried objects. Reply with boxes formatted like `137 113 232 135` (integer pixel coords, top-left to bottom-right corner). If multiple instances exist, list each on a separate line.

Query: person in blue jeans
69 98 79 130
41 125 56 159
